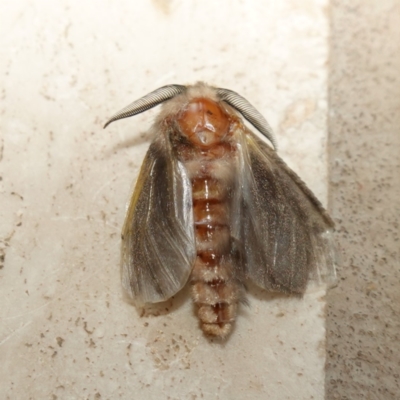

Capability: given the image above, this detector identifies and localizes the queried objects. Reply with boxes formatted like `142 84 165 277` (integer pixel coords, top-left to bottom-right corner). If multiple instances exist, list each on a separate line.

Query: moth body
171 97 243 337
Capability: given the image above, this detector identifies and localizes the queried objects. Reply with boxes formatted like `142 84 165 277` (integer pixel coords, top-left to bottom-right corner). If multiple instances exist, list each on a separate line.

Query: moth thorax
176 97 231 148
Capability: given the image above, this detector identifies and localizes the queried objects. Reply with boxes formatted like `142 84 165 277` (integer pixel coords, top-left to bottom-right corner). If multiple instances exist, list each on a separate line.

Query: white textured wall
0 1 329 399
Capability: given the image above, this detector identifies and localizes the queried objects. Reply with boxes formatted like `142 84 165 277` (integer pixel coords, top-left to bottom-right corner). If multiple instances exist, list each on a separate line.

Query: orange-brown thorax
176 98 231 149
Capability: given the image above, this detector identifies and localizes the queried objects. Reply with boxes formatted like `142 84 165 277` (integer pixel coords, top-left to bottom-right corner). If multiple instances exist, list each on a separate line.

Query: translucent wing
240 130 336 294
121 132 196 305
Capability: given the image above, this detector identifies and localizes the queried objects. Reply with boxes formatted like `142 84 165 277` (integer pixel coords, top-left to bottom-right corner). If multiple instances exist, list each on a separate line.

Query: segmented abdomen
186 157 240 338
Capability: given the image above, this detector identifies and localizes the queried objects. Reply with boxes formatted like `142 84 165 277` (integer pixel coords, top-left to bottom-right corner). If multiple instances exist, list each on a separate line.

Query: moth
104 82 336 338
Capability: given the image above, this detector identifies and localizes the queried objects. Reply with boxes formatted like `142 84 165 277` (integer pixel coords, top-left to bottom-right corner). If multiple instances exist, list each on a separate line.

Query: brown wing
121 132 196 305
240 130 336 294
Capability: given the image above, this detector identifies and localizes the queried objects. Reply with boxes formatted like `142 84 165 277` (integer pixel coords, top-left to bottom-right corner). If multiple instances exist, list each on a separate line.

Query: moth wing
121 133 196 305
240 130 337 293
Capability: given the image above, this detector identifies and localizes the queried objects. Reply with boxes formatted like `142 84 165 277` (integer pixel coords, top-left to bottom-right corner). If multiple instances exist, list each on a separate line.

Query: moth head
104 82 277 150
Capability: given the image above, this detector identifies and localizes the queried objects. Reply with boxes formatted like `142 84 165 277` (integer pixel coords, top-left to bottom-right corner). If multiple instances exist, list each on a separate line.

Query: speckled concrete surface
326 0 400 398
1 1 331 399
